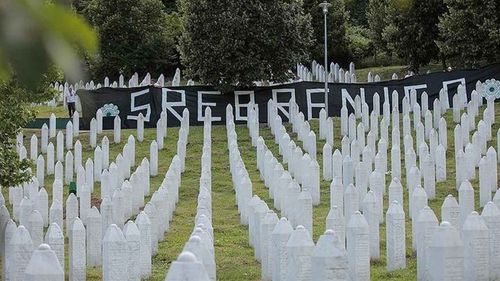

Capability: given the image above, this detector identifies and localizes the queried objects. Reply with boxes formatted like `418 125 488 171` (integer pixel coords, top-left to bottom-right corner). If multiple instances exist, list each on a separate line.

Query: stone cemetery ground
4 97 500 280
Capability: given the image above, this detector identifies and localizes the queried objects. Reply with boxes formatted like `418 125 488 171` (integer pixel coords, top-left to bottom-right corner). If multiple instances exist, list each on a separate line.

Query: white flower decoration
482 79 500 100
100 103 120 117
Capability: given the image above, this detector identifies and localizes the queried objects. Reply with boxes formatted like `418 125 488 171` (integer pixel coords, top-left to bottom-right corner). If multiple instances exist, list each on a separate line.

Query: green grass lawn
355 64 444 83
10 101 499 280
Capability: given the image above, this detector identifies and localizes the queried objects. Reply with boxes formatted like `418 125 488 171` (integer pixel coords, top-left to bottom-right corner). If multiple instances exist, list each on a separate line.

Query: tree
438 0 500 68
304 0 352 66
346 0 369 26
86 0 180 80
0 0 96 187
179 0 313 91
382 0 445 72
367 0 388 53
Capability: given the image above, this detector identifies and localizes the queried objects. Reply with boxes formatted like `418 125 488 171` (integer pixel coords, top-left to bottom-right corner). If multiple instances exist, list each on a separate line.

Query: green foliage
367 0 388 53
382 0 445 72
179 0 313 91
347 25 374 62
438 0 500 68
0 0 94 187
84 0 181 80
0 0 97 88
345 0 369 26
0 78 57 187
304 0 352 66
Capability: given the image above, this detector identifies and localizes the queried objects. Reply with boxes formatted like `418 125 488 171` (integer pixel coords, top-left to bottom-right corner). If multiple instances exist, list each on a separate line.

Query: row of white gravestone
229 108 370 281
7 112 192 280
52 68 188 94
297 61 357 83
5 145 186 280
165 111 214 281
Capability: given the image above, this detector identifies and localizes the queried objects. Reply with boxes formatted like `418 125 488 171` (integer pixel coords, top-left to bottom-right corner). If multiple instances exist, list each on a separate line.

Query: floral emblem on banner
482 79 500 100
100 103 120 117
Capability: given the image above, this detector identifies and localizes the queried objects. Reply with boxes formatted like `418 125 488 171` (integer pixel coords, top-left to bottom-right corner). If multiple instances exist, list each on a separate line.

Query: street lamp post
319 1 331 116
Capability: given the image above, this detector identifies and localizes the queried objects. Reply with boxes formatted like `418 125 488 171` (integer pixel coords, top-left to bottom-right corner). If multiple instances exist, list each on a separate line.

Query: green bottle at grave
69 182 77 195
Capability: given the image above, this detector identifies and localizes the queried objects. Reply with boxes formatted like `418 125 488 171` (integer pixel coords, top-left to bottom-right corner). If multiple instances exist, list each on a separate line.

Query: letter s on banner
127 88 151 121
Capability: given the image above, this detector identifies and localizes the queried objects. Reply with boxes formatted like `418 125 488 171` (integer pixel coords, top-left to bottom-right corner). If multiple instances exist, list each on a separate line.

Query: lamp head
318 1 331 13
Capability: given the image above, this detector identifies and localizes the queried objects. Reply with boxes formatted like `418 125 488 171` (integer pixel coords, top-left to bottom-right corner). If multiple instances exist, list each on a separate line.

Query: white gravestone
271 217 293 281
69 218 86 281
12 225 33 281
462 211 489 281
164 252 210 281
362 190 379 260
458 181 474 227
386 201 406 271
28 210 43 248
346 211 370 281
286 225 315 281
326 205 346 249
24 244 64 281
103 224 128 281
311 230 349 281
481 202 500 280
135 211 152 278
87 207 102 267
47 143 55 175
441 194 459 227
416 206 438 281
114 116 121 143
123 221 141 281
427 221 464 281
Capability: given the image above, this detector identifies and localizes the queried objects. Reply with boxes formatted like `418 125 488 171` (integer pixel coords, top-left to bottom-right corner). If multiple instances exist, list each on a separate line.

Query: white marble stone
260 211 278 281
416 206 438 281
344 184 360 224
388 177 403 208
150 141 158 176
136 211 152 278
66 122 73 149
323 143 332 181
481 202 500 280
363 190 380 260
87 207 102 267
271 217 293 281
102 136 110 169
28 210 43 248
114 116 122 143
386 201 406 271
47 143 55 175
427 222 464 281
12 225 33 281
458 181 474 227
24 244 64 281
69 218 86 281
72 111 80 137
286 225 315 281
66 194 78 237
346 211 370 281
462 211 489 281
49 200 63 234
311 230 349 281
103 224 127 281
41 124 48 154
30 134 38 161
49 113 57 138
441 194 459 227
90 118 97 148
123 221 141 281
56 131 64 162
64 151 74 184
326 205 346 249
164 252 210 281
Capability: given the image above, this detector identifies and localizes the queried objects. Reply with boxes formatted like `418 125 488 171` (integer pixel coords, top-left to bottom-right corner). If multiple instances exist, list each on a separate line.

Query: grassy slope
9 101 498 280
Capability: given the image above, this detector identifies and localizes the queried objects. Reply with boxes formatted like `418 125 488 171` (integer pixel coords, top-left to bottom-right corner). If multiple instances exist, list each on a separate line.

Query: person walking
65 86 77 117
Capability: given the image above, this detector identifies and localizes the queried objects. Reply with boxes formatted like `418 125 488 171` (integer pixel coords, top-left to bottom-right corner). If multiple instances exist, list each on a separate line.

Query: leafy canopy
179 0 313 91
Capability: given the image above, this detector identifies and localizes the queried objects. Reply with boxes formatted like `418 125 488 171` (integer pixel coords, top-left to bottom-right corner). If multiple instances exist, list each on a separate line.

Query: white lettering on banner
197 91 222 121
271 89 295 120
306 88 326 120
341 88 365 109
404 84 427 99
234 91 255 121
442 78 466 95
127 89 151 121
162 88 186 123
